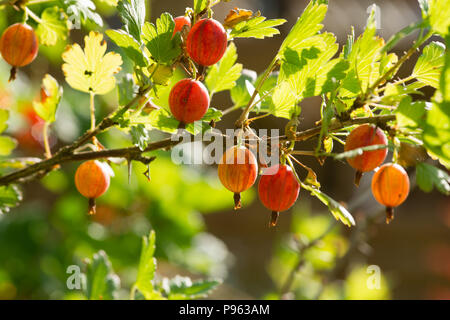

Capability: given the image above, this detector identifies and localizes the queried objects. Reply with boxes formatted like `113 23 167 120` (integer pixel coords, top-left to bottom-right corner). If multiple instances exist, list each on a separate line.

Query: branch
0 136 179 186
294 114 396 142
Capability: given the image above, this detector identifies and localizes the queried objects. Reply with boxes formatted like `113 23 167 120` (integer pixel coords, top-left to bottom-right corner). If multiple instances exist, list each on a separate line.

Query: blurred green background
0 0 449 300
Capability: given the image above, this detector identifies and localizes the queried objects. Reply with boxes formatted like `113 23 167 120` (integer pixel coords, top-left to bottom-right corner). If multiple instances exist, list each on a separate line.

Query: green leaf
200 107 222 122
300 182 356 227
132 108 179 133
230 69 257 107
423 101 450 168
229 17 286 39
339 7 389 107
339 7 384 103
117 0 146 41
416 162 450 195
271 81 297 118
36 6 69 46
412 41 445 89
85 250 120 300
396 96 427 128
117 73 138 106
205 42 243 95
423 35 450 169
142 13 181 64
0 136 17 156
106 29 149 67
429 0 450 36
418 0 430 18
0 185 22 214
33 74 63 123
64 0 103 27
194 0 208 14
278 0 328 56
273 32 339 118
130 124 150 151
161 276 221 299
0 109 9 134
134 230 157 299
185 108 223 135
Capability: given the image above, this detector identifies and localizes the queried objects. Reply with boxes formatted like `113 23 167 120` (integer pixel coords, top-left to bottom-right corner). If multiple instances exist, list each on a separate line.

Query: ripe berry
169 78 210 124
344 124 388 186
0 23 39 81
173 16 191 36
75 160 111 215
186 18 227 66
258 164 300 227
218 146 258 209
371 163 410 224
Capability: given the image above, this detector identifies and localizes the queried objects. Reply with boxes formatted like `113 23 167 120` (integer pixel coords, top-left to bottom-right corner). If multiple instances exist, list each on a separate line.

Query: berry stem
354 170 363 187
23 7 43 24
385 207 394 224
42 122 51 159
269 211 279 227
88 198 96 215
8 67 17 82
89 92 98 149
233 192 241 210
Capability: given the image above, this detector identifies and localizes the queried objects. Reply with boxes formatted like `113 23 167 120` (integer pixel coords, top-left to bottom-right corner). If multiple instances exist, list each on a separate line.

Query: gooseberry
173 16 191 36
218 146 258 209
344 124 388 186
371 163 410 224
0 23 39 81
75 160 111 215
169 78 210 124
186 18 227 66
258 164 300 227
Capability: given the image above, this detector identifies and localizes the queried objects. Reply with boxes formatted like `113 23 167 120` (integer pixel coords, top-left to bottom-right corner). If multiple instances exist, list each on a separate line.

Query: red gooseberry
218 146 258 209
169 78 210 124
75 160 111 215
371 163 410 224
344 124 388 186
186 18 228 66
173 16 191 36
258 164 300 227
0 23 39 81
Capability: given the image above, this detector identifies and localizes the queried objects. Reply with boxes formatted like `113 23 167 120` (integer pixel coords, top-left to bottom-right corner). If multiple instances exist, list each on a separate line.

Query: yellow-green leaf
33 74 62 123
36 6 69 46
62 31 123 95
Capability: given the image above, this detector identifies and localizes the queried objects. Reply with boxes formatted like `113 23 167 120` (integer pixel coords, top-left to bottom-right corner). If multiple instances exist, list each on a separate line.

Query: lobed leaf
161 276 221 300
36 6 69 46
301 182 356 227
62 32 123 95
85 250 120 300
205 42 243 96
106 29 149 67
142 13 181 64
412 41 445 89
416 162 450 195
33 74 63 123
229 16 286 39
0 185 22 214
117 0 146 41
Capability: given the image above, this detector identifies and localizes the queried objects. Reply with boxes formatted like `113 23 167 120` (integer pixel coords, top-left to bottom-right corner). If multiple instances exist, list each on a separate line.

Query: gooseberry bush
0 0 449 300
